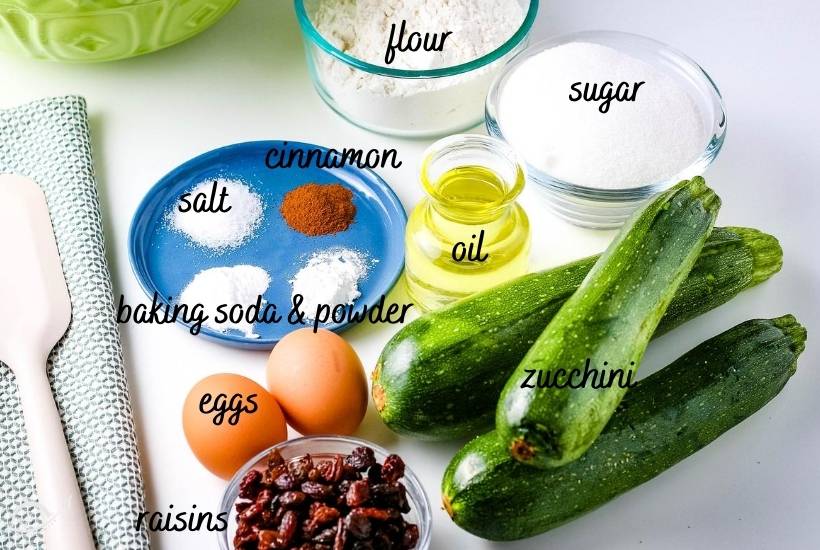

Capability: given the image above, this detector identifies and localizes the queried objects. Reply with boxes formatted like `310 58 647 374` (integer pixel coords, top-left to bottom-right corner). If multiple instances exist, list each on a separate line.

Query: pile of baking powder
291 248 371 320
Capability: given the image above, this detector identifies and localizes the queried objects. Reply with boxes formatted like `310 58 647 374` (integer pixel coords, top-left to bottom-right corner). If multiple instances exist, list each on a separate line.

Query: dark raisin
381 455 405 483
234 521 254 537
311 504 341 526
302 481 333 500
280 491 307 509
238 502 263 523
397 486 410 514
279 510 299 545
301 519 313 539
274 473 298 491
259 509 275 529
378 522 401 540
342 465 361 481
346 447 376 471
267 449 285 468
307 468 321 482
370 483 409 513
257 529 279 548
345 480 370 507
303 502 341 537
238 469 263 500
367 464 382 483
289 455 314 482
357 507 400 522
233 527 258 549
337 479 352 498
272 506 285 527
318 455 346 483
316 461 332 481
333 517 347 550
331 455 347 481
235 501 252 514
368 483 396 504
256 488 274 508
312 526 338 545
402 523 419 549
372 531 394 549
351 541 375 550
233 536 255 550
263 464 288 487
345 509 372 539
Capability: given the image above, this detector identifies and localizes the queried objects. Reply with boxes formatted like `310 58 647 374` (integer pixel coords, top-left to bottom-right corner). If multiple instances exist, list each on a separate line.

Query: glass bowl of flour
486 30 727 229
295 0 539 137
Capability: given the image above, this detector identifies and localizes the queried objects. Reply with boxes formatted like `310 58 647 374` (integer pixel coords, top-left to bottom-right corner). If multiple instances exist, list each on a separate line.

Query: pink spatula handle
14 352 96 550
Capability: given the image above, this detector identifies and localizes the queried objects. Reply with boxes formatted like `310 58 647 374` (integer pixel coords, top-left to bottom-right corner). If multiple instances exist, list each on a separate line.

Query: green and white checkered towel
0 96 150 549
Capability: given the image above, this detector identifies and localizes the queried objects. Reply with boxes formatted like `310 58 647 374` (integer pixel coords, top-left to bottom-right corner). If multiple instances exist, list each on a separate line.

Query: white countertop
2 0 819 548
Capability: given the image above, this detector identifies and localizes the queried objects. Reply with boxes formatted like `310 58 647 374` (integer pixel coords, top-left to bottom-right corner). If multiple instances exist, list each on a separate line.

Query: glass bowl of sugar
294 0 539 138
486 30 727 229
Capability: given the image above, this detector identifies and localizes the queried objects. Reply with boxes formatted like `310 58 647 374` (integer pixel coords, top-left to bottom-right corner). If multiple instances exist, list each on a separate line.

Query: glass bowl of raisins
219 435 431 550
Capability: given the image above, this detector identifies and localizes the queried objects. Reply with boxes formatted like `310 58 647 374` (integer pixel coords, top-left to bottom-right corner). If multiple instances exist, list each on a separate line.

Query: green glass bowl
0 0 239 62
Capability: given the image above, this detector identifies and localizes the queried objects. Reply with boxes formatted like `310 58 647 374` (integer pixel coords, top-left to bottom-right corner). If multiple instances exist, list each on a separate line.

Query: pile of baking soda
291 248 372 321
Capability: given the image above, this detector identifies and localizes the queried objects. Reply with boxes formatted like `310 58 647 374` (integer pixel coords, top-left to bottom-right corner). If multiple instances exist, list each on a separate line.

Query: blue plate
128 140 407 349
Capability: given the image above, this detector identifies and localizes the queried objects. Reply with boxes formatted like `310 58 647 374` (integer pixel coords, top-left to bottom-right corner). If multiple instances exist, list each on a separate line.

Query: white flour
499 42 708 189
171 178 263 250
308 0 525 133
290 248 371 320
311 0 524 85
179 265 271 338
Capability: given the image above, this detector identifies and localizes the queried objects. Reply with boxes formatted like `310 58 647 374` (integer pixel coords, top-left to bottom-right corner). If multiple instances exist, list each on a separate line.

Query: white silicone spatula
0 174 96 550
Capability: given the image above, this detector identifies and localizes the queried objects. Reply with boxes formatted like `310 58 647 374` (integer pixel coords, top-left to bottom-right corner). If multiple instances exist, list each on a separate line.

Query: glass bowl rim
293 0 540 79
420 133 527 208
0 0 237 13
218 434 433 550
485 29 728 201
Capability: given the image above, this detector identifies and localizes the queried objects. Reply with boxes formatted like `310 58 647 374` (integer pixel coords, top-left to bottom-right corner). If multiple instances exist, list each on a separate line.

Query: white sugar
499 42 708 189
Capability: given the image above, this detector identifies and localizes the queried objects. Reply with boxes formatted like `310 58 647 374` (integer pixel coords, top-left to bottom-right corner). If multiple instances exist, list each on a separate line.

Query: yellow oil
435 166 508 208
405 165 530 311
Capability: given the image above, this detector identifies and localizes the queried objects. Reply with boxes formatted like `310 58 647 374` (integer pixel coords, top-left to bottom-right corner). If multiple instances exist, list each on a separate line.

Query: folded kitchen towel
0 96 150 549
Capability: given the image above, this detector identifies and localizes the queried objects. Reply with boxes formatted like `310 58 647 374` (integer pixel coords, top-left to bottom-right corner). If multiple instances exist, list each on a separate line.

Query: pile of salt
171 178 263 250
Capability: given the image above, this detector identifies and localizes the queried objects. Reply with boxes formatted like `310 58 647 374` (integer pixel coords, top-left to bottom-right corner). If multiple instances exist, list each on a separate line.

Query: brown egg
266 328 367 435
182 373 287 480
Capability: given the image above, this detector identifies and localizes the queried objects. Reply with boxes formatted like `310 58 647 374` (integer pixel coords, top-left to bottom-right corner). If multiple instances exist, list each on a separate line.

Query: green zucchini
373 225 782 440
497 177 720 467
443 316 806 541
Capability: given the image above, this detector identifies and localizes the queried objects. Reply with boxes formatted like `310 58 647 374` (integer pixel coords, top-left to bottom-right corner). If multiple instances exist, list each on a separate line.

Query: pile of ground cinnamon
280 183 356 236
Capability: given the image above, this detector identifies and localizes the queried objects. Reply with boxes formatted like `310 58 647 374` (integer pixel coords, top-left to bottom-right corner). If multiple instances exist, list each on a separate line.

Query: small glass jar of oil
405 134 530 311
